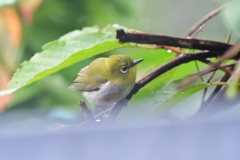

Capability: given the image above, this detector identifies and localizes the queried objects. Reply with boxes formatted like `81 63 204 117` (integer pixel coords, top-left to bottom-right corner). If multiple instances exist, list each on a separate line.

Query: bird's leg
97 107 110 118
93 106 112 123
94 99 128 123
105 98 128 122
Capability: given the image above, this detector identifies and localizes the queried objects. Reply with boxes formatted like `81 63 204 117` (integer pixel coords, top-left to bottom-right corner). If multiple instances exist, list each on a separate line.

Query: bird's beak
131 59 145 67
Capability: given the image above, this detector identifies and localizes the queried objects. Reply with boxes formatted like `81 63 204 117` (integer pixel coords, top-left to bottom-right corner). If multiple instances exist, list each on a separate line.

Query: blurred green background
0 0 236 125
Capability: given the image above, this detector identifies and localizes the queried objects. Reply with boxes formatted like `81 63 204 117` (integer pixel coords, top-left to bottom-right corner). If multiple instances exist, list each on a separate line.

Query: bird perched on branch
69 55 144 113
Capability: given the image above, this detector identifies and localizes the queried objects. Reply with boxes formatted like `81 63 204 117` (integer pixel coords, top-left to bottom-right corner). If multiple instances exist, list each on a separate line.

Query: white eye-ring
120 66 129 73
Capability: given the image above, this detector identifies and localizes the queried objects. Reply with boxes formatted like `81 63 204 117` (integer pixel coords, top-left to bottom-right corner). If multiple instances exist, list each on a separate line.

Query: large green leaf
121 81 210 118
146 82 208 117
0 25 131 97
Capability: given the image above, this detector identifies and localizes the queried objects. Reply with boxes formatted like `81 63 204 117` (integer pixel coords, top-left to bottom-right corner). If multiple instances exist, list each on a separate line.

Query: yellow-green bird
69 55 144 111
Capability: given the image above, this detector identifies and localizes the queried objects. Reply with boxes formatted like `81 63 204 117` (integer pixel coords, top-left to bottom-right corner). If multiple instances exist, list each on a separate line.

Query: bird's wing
68 66 108 91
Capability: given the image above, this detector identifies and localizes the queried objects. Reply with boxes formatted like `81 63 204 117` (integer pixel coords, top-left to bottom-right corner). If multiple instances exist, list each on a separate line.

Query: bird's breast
82 81 134 108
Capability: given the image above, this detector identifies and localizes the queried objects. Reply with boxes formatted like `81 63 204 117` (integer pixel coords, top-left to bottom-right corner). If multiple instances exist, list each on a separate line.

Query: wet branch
79 100 96 124
116 29 232 52
78 2 235 124
108 29 239 121
185 3 228 37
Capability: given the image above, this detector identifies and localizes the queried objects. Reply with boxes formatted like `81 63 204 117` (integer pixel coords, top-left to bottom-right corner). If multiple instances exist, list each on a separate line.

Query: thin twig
194 60 204 82
190 23 205 79
226 30 232 44
200 30 232 107
200 59 232 75
200 70 215 107
163 46 185 54
200 69 217 105
185 3 228 85
130 43 185 54
218 42 240 62
185 3 228 37
190 24 205 82
198 65 235 114
192 24 205 38
175 61 237 90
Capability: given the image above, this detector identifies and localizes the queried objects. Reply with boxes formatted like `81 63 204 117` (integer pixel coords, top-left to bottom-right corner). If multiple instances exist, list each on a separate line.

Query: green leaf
121 81 209 118
146 82 209 117
0 24 131 97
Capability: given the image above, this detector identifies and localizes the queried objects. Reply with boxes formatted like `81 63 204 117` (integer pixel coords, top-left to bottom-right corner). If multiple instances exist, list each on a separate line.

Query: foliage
0 24 212 118
1 0 240 123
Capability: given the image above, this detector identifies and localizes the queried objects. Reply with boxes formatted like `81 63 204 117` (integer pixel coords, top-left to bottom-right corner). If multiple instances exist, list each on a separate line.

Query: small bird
69 55 144 113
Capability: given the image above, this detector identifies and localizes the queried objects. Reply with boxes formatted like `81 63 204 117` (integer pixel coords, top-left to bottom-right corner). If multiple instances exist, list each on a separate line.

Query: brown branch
200 61 221 106
79 100 96 124
199 28 232 113
185 3 228 37
226 30 232 44
163 46 185 54
191 24 205 39
129 43 185 54
108 29 240 122
175 61 237 90
198 64 235 114
200 69 217 108
200 59 233 75
218 42 240 62
195 60 205 82
185 3 229 91
116 29 232 53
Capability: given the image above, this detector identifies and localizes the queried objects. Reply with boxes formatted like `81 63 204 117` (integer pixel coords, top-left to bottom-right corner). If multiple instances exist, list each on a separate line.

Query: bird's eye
120 66 128 73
